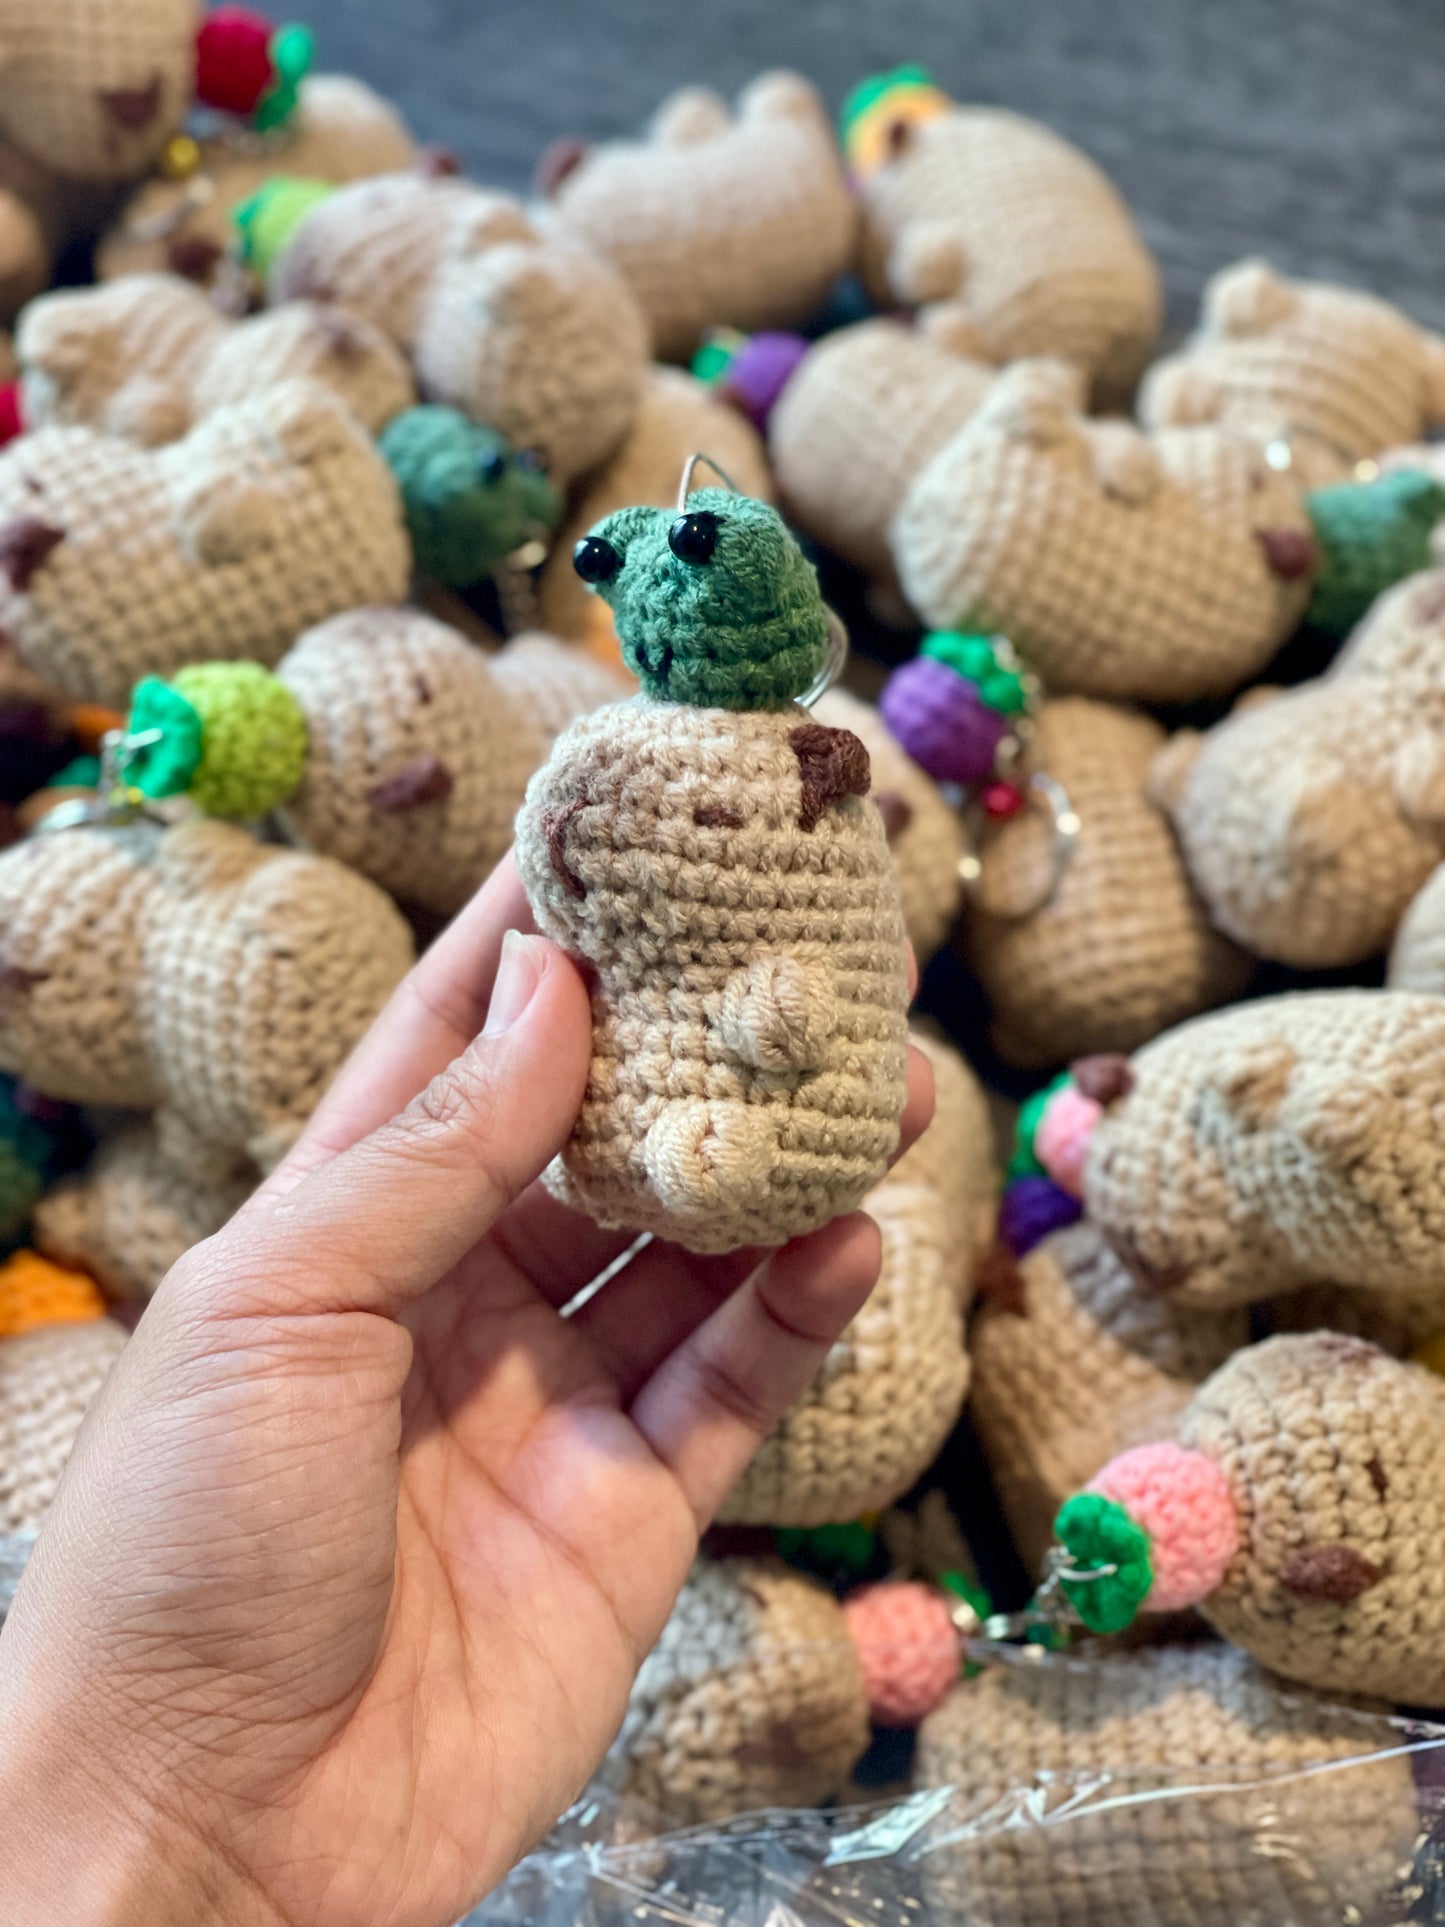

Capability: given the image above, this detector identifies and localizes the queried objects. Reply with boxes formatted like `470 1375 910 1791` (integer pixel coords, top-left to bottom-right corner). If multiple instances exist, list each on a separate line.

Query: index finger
262 852 536 1194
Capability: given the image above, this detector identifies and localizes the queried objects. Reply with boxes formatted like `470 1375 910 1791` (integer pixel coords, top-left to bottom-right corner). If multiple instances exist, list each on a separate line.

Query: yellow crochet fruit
0 1250 108 1338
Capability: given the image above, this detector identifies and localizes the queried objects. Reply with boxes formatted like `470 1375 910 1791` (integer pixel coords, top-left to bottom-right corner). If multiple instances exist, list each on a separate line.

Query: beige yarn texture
613 1556 870 1824
914 1643 1417 1927
0 377 411 708
718 1031 991 1527
769 317 1000 594
0 1319 128 1534
515 699 911 1252
855 106 1161 396
34 1121 255 1302
892 360 1316 703
970 1221 1248 1571
18 274 416 444
267 171 649 484
276 611 626 916
1156 570 1445 968
536 366 772 643
541 71 855 361
813 686 965 965
1140 257 1445 487
0 0 195 314
1389 860 1445 994
1182 1333 1445 1705
1084 988 1445 1311
962 698 1252 1069
97 73 416 286
0 817 415 1169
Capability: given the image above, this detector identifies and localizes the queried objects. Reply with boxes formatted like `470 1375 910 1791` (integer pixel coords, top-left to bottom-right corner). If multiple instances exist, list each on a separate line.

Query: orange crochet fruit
0 1250 107 1338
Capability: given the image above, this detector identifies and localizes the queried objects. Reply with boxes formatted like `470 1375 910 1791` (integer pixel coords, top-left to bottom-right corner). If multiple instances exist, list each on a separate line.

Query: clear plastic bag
463 1650 1445 1927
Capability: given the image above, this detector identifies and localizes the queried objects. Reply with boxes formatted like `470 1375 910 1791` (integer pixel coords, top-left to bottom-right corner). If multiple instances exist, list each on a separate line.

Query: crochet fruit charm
515 477 911 1253
195 7 314 132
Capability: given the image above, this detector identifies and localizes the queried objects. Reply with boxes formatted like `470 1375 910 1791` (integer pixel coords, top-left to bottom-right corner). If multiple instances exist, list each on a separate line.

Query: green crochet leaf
1053 1493 1153 1634
921 631 1028 713
233 175 334 277
838 63 938 145
776 1519 878 1574
126 677 204 799
253 23 314 133
1305 469 1445 638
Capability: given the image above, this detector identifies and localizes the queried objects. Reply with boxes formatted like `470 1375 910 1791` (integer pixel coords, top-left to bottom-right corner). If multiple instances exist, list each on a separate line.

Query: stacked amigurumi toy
11 33 1445 1921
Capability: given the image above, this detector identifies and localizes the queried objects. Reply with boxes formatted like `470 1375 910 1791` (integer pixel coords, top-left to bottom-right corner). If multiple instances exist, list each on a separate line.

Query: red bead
982 781 1026 818
195 9 276 118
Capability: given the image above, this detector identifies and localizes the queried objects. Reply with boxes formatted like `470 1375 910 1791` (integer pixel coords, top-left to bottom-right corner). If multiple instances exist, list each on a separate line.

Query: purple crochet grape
1000 1175 1083 1258
718 332 809 433
879 654 1011 786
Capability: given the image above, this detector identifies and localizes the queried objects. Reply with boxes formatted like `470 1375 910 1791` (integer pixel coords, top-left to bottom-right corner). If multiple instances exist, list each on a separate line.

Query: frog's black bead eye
668 510 721 566
574 535 622 583
477 445 507 485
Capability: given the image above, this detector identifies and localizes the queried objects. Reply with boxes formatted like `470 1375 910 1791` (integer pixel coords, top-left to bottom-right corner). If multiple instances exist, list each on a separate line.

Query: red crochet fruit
196 7 276 117
0 383 23 448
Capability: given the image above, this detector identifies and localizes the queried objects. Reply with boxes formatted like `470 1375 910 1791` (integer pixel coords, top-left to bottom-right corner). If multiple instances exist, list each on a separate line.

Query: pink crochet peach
842 1582 960 1727
1033 1086 1103 1199
1088 1442 1238 1612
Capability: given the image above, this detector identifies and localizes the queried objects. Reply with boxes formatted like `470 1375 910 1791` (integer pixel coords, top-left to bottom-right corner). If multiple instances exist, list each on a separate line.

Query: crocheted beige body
718 1033 991 1527
1158 570 1445 968
813 686 965 965
770 317 1001 595
35 1121 255 1301
964 698 1252 1068
893 361 1315 703
0 0 196 315
18 274 415 444
0 1319 128 1533
0 817 414 1169
855 106 1161 395
970 1222 1247 1570
515 700 911 1252
1389 860 1445 993
1141 257 1445 487
97 73 416 285
542 72 855 361
0 378 410 707
278 612 627 916
915 1643 1416 1927
267 170 649 483
613 1555 869 1824
536 367 772 643
1084 988 1445 1310
1183 1333 1445 1704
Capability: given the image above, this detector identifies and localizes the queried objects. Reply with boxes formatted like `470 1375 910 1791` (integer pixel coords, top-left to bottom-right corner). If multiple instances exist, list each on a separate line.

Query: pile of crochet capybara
3 18 1445 1919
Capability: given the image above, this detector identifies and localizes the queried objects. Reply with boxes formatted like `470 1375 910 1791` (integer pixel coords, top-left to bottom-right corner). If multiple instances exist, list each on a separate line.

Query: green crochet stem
775 1519 878 1575
579 488 831 709
1305 468 1445 638
253 23 314 133
233 175 335 277
838 63 939 146
379 406 562 589
1007 1071 1074 1182
127 663 308 820
922 631 1029 715
1053 1493 1154 1635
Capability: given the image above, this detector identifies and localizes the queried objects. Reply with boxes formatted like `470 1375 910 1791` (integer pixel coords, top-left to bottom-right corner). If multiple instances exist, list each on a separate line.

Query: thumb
207 932 593 1319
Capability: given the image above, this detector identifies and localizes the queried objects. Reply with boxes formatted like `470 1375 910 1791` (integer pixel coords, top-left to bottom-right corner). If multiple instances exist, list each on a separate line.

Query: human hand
0 854 930 1927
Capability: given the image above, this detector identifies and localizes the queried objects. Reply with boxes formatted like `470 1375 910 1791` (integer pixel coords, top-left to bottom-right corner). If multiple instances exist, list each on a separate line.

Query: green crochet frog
379 406 562 589
572 485 832 708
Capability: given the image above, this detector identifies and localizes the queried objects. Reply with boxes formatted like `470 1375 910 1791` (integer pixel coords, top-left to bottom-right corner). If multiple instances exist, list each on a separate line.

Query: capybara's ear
1146 729 1203 813
1210 1039 1297 1132
887 217 967 304
1139 355 1226 426
650 85 732 145
972 357 1086 449
1205 257 1298 337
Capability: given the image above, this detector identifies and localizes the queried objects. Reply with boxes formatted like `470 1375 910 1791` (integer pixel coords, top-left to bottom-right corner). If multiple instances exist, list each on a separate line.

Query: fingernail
484 930 545 1035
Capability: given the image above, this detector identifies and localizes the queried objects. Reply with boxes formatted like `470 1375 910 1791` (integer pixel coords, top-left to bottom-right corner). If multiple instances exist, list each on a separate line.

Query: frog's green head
379 405 562 590
571 487 830 708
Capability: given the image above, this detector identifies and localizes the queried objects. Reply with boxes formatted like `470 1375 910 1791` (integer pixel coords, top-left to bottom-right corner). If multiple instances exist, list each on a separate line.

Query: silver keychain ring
959 769 1080 919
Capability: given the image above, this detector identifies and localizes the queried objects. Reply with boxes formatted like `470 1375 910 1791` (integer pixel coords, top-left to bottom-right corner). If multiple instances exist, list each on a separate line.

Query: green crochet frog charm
571 461 837 708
